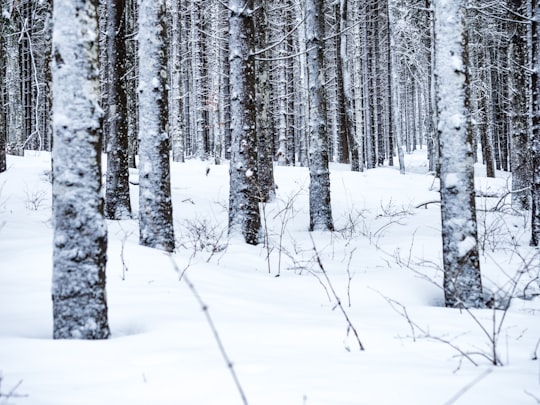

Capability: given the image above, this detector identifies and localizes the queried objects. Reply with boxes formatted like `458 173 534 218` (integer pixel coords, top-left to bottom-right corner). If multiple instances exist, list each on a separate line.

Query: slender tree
306 0 334 231
434 0 483 308
255 0 276 202
5 0 24 156
51 0 110 339
104 0 132 219
509 0 530 209
138 0 175 252
531 0 540 246
228 0 261 244
168 0 184 163
0 3 6 173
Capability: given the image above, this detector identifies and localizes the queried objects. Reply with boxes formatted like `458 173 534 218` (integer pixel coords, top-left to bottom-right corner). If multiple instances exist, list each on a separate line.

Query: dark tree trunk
509 0 530 209
228 0 261 245
255 0 276 202
531 0 540 246
306 0 334 231
105 0 132 220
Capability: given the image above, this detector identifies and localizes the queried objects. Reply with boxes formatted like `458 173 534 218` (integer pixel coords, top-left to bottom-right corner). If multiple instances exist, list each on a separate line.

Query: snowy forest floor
0 150 539 405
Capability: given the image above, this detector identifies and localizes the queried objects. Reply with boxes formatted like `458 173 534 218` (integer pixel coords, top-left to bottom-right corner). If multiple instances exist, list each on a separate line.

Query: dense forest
0 0 539 338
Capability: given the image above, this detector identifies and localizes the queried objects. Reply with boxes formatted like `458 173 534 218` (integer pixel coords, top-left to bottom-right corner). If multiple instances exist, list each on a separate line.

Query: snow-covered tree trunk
51 0 110 339
387 0 405 174
434 0 483 308
255 0 275 202
137 0 175 252
339 0 359 171
104 0 132 220
168 0 184 163
306 0 333 231
0 5 6 172
190 2 207 159
228 0 261 245
126 0 138 168
509 0 530 209
5 1 24 156
531 0 540 246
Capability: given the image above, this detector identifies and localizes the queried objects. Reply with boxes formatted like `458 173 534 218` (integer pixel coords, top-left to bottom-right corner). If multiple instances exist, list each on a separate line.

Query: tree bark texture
228 0 261 245
306 0 334 232
434 0 483 308
51 0 110 339
137 0 175 252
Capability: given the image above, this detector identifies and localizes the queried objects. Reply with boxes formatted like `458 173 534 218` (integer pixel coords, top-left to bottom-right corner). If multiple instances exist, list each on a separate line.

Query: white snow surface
0 150 539 404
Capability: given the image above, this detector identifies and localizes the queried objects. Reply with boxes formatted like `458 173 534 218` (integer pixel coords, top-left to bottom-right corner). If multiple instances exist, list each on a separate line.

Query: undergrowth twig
309 234 365 351
169 256 249 405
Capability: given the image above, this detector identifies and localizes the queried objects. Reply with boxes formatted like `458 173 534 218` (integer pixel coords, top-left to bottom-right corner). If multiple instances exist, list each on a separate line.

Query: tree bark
137 0 175 252
228 0 261 245
105 0 132 220
531 0 540 246
306 0 334 231
51 0 110 339
434 0 483 308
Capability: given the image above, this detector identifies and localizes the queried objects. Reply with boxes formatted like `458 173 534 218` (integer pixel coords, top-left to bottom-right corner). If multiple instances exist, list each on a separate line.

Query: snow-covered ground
0 151 539 404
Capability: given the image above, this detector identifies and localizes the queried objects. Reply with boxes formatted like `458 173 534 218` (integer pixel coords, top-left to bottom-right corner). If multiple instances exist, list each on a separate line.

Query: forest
0 0 540 404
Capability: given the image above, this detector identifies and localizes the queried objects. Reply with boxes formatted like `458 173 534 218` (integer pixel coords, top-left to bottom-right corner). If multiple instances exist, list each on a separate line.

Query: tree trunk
51 0 110 339
5 1 24 156
0 7 6 172
531 0 540 246
339 0 359 171
434 0 483 308
168 0 184 163
306 0 334 231
255 0 276 202
137 0 175 252
228 0 261 245
509 0 530 209
104 0 132 220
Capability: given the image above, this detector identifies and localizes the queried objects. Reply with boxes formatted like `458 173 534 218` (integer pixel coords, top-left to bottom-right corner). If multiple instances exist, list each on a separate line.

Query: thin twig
309 234 365 351
442 368 493 405
169 256 249 405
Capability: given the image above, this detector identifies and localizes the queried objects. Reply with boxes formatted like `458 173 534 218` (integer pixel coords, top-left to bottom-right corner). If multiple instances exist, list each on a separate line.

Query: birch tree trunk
228 0 261 245
104 0 132 220
51 0 110 339
434 0 483 308
306 0 333 231
138 0 175 252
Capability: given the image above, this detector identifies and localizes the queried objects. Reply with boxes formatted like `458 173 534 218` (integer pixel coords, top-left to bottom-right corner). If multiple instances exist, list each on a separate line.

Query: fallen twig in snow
169 256 249 405
309 234 365 351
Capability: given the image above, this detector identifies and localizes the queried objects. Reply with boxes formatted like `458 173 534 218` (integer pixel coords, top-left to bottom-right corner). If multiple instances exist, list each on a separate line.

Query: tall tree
51 0 110 339
104 0 132 219
228 0 261 244
306 0 334 231
138 0 175 252
0 2 6 173
434 0 483 308
508 0 530 209
255 0 276 202
5 0 24 156
338 0 359 171
531 0 540 246
168 0 184 163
